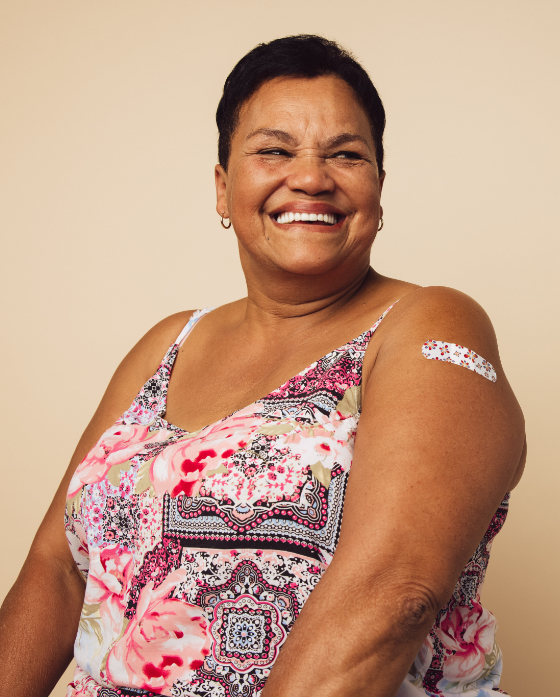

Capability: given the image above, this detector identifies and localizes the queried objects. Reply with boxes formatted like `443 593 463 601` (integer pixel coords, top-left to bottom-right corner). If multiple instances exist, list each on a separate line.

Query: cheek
338 170 381 211
228 161 282 217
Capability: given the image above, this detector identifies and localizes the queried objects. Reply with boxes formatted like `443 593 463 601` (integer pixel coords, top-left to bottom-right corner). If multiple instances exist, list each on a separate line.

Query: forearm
262 562 439 697
0 549 85 697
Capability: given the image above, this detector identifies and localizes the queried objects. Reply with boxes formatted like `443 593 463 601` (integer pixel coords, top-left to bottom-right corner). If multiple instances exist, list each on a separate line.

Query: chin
265 233 372 277
270 250 350 277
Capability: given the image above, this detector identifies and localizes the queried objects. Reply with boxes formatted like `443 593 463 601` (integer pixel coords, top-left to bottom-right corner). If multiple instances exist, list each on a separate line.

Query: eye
330 150 364 160
258 148 292 157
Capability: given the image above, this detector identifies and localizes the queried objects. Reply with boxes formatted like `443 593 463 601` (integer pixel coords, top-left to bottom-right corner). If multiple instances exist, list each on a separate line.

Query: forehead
235 75 373 145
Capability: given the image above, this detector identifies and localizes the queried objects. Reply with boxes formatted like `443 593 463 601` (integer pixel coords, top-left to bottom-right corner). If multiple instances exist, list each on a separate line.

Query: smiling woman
0 35 525 697
215 75 382 280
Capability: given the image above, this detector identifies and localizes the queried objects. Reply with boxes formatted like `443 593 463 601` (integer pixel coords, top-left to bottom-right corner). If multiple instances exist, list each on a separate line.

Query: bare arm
0 312 194 697
262 287 525 697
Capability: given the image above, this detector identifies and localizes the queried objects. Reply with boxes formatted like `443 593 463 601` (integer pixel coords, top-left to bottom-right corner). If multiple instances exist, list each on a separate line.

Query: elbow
386 582 444 643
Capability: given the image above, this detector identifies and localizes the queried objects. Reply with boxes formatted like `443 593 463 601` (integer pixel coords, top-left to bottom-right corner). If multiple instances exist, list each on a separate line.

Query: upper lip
268 202 346 217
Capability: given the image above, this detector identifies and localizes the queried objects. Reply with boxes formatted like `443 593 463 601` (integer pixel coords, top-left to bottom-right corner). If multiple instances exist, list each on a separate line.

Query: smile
273 211 340 225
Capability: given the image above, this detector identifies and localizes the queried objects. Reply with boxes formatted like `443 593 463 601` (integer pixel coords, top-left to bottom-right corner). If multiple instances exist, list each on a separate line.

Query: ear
215 164 229 218
379 170 386 194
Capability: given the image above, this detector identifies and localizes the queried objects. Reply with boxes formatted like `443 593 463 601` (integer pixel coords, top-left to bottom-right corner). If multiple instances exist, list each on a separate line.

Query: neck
240 258 378 331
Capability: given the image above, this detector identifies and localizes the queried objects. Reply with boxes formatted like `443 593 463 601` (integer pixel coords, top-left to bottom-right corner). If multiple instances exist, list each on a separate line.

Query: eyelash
258 149 363 160
332 151 363 160
259 148 290 157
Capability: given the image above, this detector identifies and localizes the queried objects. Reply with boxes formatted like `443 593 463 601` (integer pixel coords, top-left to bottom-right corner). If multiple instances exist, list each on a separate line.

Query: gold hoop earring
220 215 232 229
378 217 384 231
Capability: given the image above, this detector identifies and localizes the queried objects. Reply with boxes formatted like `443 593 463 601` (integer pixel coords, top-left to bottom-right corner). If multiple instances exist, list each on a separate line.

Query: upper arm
29 310 197 568
334 287 525 605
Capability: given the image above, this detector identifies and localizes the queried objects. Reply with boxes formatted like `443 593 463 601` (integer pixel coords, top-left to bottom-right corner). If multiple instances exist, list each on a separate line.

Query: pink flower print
106 569 210 692
425 340 438 351
435 602 497 687
465 350 478 362
149 405 264 498
285 410 356 475
85 545 134 633
438 344 450 356
68 424 171 498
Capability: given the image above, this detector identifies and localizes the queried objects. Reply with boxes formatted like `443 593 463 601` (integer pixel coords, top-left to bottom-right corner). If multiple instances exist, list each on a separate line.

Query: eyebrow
325 132 370 149
246 128 298 145
246 128 370 150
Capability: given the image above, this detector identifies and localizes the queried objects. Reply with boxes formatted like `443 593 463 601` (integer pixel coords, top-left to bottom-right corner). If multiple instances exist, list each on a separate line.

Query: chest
164 317 377 434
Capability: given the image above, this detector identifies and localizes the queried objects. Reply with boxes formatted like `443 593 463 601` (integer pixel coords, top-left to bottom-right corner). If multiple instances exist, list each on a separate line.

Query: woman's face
215 75 384 278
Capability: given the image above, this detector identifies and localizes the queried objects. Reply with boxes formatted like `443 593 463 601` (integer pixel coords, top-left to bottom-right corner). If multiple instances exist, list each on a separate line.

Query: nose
285 154 335 196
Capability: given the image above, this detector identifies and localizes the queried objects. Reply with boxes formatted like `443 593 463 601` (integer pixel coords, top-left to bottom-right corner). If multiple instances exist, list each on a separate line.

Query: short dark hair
216 35 386 173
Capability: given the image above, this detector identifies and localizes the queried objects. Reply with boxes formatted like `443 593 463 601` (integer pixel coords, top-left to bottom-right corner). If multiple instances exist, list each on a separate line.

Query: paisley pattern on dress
65 306 509 697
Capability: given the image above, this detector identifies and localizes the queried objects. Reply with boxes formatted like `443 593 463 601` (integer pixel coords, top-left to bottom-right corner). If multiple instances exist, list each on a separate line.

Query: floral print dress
65 307 509 697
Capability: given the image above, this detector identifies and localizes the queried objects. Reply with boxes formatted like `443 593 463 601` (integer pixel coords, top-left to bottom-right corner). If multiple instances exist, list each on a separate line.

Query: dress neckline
155 300 400 436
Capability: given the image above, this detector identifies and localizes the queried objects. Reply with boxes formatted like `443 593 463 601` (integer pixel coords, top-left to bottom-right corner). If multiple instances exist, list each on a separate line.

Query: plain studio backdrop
1 1 558 694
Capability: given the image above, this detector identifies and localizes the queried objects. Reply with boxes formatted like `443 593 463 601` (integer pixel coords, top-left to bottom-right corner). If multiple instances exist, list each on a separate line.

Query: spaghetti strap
174 307 213 347
367 298 400 335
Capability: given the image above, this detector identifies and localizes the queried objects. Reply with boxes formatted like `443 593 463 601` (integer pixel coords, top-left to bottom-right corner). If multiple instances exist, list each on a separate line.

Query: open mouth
273 211 341 225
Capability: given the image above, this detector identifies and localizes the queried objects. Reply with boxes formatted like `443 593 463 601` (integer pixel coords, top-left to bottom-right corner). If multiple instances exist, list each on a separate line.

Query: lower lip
270 216 345 232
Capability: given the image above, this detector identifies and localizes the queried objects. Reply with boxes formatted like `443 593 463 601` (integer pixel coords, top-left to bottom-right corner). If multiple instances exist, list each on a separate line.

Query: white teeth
274 211 338 224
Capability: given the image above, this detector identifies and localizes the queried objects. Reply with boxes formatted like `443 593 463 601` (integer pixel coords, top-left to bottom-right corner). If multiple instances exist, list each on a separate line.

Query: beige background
1 1 558 694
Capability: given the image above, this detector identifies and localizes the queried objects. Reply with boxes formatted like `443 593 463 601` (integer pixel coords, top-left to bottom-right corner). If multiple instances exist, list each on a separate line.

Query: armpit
422 340 497 382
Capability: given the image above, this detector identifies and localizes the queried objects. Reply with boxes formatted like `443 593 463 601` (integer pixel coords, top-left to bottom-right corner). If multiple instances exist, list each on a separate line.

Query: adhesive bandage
422 341 497 382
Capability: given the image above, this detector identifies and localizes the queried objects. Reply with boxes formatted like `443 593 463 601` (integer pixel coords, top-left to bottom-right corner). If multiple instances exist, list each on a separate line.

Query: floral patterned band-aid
422 340 497 382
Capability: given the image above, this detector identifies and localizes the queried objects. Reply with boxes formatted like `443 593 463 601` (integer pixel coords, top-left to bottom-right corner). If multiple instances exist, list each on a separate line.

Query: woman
0 35 525 697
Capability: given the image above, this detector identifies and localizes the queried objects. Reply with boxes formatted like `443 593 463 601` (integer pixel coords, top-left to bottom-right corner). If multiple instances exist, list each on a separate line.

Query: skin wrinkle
246 127 372 158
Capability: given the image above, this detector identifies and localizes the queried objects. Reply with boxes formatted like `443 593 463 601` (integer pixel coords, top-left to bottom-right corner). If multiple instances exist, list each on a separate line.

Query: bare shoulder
376 285 499 366
363 284 523 422
69 310 200 464
103 310 200 413
123 310 200 380
390 285 494 332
